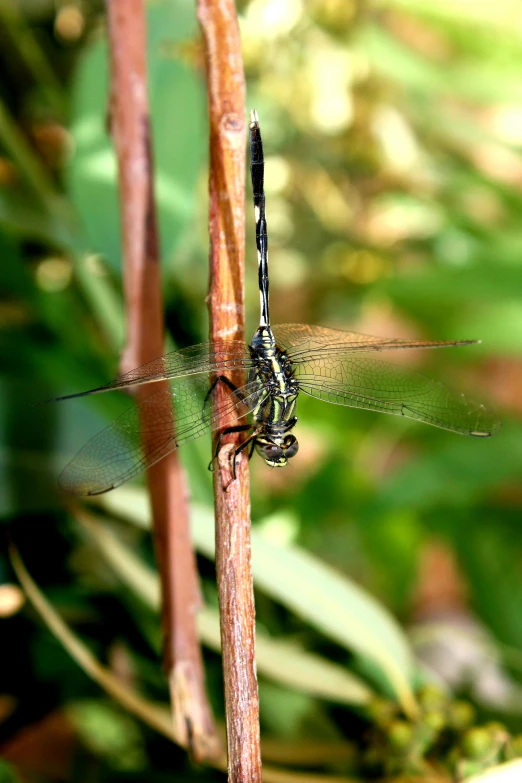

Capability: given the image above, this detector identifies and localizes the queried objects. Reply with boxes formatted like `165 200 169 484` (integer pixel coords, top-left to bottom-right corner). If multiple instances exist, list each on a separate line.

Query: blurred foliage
0 0 521 781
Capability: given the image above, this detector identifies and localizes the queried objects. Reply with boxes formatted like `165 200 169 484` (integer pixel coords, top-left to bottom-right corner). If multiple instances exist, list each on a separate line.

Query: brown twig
197 1 262 782
105 0 220 762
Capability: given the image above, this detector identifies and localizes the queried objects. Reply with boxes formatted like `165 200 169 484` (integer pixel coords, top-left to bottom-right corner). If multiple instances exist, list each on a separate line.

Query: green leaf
68 0 206 270
67 700 146 771
78 511 373 707
100 490 418 715
378 264 522 352
376 426 519 512
0 760 22 783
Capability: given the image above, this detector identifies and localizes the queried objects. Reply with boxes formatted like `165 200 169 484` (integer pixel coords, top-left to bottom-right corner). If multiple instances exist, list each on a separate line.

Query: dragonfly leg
202 375 252 450
207 423 252 473
223 430 258 491
203 374 244 412
230 430 258 479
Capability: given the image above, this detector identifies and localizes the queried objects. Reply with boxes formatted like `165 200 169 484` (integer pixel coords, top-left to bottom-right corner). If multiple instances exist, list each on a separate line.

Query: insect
54 109 500 495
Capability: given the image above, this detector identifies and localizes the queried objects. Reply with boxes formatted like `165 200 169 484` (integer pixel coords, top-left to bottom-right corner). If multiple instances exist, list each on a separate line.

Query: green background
0 0 521 780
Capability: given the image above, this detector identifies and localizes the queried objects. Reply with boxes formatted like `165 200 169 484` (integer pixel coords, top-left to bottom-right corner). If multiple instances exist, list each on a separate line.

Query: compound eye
283 435 299 458
258 443 283 460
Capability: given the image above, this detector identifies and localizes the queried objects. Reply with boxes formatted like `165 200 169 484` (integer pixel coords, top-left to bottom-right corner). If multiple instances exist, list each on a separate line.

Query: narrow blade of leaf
100 489 417 715
79 511 373 706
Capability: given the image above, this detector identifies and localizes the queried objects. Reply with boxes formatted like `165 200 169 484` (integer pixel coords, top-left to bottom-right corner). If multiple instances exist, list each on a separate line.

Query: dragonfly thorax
248 325 300 467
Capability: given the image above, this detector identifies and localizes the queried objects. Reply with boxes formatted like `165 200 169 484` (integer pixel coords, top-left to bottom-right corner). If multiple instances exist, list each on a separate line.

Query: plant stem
198 0 262 781
104 0 220 763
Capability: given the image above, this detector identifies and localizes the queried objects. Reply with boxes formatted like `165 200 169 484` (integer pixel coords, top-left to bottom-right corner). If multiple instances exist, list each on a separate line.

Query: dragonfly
54 109 500 496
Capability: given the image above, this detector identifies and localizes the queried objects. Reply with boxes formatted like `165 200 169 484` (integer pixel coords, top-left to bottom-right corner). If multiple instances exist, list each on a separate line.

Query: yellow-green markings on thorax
249 326 300 466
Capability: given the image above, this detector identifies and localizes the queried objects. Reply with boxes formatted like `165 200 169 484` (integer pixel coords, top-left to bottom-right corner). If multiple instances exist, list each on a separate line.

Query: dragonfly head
256 434 299 467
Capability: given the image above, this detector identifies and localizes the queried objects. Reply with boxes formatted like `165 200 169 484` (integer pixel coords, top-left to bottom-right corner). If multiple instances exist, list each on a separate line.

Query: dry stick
104 0 220 763
197 1 262 782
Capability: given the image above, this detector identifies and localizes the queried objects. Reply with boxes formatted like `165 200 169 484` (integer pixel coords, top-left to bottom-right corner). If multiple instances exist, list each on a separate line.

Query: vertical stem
198 1 262 781
104 0 220 762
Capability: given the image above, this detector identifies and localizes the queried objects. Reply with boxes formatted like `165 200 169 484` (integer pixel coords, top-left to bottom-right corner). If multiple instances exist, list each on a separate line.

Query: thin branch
198 1 262 782
104 0 220 762
10 543 181 744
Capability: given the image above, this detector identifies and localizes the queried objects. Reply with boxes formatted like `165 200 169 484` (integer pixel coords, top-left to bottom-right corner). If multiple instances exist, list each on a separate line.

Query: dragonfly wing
59 376 263 496
295 355 501 437
272 323 477 360
52 341 253 402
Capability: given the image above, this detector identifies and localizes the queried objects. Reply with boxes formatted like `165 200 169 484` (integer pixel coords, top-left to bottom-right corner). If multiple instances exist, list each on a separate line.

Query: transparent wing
51 341 253 402
272 323 477 360
295 354 501 437
59 376 263 496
